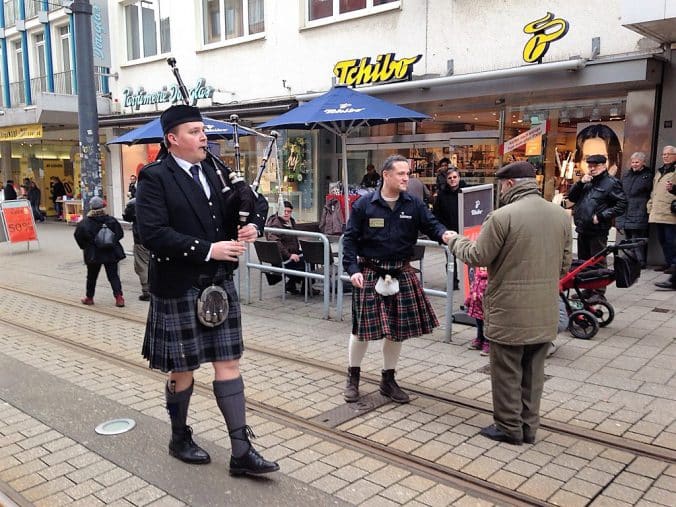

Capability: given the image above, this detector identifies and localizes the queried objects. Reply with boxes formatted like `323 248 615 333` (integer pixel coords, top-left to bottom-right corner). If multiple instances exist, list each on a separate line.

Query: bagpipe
166 58 278 233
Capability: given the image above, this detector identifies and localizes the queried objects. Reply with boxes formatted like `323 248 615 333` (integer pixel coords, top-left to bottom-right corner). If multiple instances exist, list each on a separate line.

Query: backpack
94 224 116 249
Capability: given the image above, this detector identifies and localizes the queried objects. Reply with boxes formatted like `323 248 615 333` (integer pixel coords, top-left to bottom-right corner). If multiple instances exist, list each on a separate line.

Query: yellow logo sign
333 53 422 87
0 123 43 141
522 12 569 64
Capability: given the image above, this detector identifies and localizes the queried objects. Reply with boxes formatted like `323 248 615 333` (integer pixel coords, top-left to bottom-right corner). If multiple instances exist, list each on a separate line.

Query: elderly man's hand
442 231 458 244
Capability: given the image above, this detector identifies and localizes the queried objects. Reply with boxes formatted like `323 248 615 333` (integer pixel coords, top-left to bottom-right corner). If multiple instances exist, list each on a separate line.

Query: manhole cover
95 418 136 435
311 392 394 428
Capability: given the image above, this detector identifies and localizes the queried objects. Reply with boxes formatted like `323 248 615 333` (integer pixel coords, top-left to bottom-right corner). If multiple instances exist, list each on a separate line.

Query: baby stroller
559 239 646 339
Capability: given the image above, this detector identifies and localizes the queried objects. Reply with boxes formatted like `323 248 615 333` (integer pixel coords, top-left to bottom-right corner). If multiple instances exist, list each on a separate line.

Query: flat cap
495 161 536 179
160 105 203 134
89 196 105 209
586 154 607 164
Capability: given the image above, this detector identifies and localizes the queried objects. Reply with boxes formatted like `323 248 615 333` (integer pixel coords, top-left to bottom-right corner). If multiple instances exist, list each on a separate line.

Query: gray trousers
133 243 150 293
489 341 550 440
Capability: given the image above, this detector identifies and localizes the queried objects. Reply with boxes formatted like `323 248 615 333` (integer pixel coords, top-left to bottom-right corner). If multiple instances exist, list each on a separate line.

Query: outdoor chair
253 239 287 301
299 239 337 302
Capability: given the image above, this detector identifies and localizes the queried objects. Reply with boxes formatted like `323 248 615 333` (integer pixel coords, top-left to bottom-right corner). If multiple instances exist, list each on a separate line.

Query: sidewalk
0 220 674 506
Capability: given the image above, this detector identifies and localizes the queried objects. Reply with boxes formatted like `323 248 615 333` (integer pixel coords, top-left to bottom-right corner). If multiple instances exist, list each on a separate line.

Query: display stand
0 200 40 252
453 184 494 326
63 199 83 224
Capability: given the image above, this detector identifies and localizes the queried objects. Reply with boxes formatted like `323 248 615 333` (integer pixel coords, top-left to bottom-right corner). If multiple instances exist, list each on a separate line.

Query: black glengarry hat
495 161 536 179
160 105 203 134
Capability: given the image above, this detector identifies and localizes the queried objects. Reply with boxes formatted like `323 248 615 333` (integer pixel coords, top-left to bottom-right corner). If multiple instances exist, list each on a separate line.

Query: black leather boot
166 381 210 464
344 367 360 403
229 426 280 476
169 426 211 464
379 369 410 404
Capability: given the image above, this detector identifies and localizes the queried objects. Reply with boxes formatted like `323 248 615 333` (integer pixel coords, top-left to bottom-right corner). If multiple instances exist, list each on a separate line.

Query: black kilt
142 277 243 372
351 258 439 342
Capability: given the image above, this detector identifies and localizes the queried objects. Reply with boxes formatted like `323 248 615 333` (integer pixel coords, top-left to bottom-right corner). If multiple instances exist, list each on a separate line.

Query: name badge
399 214 412 219
369 218 385 228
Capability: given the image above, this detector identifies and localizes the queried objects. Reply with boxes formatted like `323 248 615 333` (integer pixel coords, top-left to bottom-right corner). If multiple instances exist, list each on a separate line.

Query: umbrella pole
341 133 350 223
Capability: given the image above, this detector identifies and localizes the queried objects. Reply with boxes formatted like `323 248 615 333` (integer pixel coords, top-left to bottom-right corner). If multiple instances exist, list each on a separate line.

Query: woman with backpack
74 196 126 307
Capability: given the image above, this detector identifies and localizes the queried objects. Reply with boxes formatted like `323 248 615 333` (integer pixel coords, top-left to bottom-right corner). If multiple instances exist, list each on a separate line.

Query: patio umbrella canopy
107 116 251 145
258 85 429 220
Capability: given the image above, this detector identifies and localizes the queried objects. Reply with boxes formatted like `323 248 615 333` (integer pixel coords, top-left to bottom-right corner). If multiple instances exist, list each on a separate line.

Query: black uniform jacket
136 155 237 297
343 191 447 276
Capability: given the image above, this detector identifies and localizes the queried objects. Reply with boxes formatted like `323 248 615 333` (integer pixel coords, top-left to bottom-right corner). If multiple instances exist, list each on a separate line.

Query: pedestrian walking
615 152 652 267
466 267 489 356
448 161 572 445
136 104 278 477
3 180 17 200
73 197 126 307
566 154 626 299
122 197 150 300
27 181 44 222
648 145 676 276
342 154 453 404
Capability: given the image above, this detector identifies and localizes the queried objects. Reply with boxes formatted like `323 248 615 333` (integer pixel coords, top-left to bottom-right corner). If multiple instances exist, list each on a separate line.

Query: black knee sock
213 377 249 458
165 380 193 435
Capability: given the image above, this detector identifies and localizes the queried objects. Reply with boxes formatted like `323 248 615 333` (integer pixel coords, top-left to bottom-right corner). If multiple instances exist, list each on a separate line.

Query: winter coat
265 214 301 260
449 180 572 345
74 213 126 265
567 171 627 235
464 269 487 320
319 198 344 235
122 198 141 244
3 184 17 200
647 162 676 224
433 181 468 231
615 167 653 230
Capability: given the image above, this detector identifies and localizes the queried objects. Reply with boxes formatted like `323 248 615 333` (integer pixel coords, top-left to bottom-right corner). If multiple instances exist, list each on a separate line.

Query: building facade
38 1 676 223
0 0 111 217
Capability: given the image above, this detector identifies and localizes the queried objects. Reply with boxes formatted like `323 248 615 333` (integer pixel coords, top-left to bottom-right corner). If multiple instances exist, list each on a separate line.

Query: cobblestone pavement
0 221 674 506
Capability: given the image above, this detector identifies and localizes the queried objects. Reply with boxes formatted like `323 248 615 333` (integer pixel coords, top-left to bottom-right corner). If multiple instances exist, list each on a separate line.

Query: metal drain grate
652 307 671 313
311 392 393 428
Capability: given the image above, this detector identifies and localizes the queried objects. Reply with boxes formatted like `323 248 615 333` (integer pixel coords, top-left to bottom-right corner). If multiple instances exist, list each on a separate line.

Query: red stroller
559 239 646 339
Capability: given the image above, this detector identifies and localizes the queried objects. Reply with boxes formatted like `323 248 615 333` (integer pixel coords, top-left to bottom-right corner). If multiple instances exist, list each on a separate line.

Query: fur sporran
196 285 229 327
375 274 400 296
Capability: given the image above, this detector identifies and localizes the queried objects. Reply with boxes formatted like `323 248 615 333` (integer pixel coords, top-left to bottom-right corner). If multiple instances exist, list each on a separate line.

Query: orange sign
2 203 37 243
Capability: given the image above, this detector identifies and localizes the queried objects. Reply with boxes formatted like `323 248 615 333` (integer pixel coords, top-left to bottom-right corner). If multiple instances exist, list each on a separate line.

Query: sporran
196 285 229 327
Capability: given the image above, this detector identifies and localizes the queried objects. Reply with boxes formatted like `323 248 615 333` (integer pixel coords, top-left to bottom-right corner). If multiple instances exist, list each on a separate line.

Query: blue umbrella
259 86 429 219
108 116 251 145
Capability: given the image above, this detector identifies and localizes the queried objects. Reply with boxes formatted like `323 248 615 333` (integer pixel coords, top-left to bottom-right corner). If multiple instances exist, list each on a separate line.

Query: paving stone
549 489 590 507
311 474 350 495
379 483 419 504
590 496 635 507
335 478 384 504
70 494 106 507
602 483 645 504
64 479 105 501
399 475 436 493
0 458 47 482
289 460 335 483
517 475 563 501
414 483 464 506
504 459 540 477
8 472 46 492
94 467 132 487
643 486 674 505
360 495 400 507
354 456 388 473
96 476 148 503
627 457 668 479
368 464 411 488
38 461 76 481
562 477 604 498
22 476 75 502
488 469 527 489
435 452 471 470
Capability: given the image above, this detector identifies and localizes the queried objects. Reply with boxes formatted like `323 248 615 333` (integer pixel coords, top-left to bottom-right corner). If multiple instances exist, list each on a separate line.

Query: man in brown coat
448 161 572 445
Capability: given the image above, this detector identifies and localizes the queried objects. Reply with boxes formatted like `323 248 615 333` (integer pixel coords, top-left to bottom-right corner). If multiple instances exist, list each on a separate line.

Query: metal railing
244 228 332 320
8 69 107 105
335 236 456 342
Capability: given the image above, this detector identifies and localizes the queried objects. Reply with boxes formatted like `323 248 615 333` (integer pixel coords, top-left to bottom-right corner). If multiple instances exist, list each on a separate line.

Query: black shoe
285 282 300 295
654 265 669 272
344 367 360 403
479 424 523 445
169 427 211 464
665 266 676 275
655 281 676 290
230 446 280 476
523 425 536 444
379 369 410 404
139 292 150 301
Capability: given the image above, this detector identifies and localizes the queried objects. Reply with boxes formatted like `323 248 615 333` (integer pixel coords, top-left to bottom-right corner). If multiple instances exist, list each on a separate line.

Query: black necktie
189 165 201 185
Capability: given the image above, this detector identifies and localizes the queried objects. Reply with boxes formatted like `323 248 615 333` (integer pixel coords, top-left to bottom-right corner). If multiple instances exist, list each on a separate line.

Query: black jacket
136 155 241 297
74 214 125 265
568 171 627 234
615 167 653 230
3 184 17 200
343 191 447 275
122 198 141 244
51 181 65 201
433 181 468 231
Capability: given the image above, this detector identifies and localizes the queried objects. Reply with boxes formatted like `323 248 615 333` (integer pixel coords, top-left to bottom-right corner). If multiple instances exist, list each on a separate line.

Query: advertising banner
0 123 43 141
0 200 38 244
499 122 548 155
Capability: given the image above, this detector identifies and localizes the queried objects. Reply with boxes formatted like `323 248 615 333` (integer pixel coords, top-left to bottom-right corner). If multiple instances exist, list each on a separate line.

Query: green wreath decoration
282 137 307 182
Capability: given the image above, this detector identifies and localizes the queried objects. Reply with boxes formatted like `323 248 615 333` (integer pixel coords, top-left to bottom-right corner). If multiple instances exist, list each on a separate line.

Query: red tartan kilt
351 260 439 341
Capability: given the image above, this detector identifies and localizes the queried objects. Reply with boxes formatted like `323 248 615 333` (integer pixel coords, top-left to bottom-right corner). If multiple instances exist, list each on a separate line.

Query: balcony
8 68 108 106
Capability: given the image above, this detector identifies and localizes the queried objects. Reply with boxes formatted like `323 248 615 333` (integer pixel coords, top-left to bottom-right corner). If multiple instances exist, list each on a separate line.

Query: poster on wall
575 121 625 177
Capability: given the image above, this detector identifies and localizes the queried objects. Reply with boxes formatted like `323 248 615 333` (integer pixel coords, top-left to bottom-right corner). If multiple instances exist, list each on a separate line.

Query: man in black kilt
342 155 453 403
136 105 278 476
